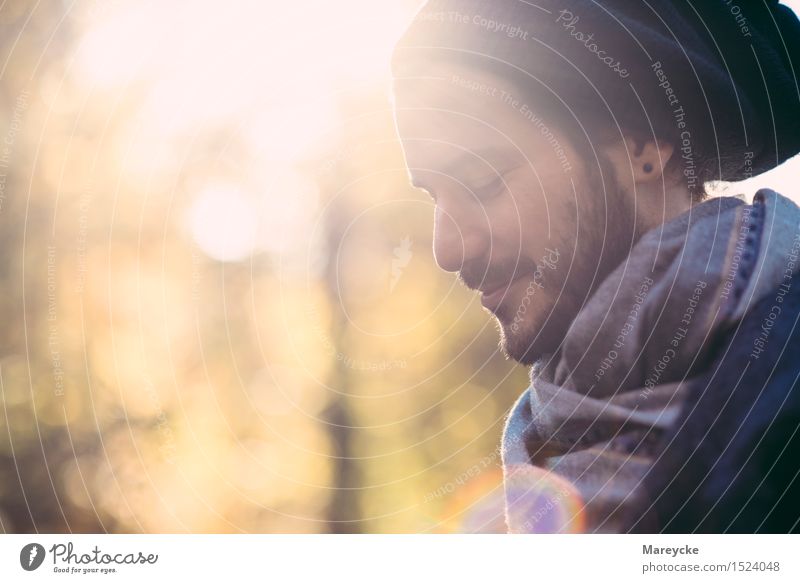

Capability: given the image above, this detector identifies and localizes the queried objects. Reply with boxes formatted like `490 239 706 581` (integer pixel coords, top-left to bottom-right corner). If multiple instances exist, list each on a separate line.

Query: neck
634 184 695 239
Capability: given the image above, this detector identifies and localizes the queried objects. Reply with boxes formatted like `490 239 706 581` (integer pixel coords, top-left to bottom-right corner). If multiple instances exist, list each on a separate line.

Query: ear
602 135 675 186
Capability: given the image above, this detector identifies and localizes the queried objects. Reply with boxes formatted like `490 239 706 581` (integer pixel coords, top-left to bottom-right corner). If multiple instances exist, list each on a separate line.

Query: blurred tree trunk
320 173 361 534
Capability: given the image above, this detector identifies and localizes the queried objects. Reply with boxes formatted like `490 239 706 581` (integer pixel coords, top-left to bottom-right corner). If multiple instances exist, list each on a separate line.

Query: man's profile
391 0 800 532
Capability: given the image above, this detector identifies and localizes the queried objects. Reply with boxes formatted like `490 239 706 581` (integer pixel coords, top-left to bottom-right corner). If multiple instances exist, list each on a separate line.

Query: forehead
393 62 533 172
395 63 515 135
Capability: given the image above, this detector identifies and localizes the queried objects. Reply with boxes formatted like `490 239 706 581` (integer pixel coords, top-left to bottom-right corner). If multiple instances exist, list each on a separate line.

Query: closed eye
474 174 506 200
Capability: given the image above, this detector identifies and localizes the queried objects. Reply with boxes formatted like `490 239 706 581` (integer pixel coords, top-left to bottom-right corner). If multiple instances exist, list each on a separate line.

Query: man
391 0 800 532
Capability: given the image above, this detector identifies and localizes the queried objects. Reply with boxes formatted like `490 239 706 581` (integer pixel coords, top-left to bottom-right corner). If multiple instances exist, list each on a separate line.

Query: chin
496 317 545 365
494 304 570 365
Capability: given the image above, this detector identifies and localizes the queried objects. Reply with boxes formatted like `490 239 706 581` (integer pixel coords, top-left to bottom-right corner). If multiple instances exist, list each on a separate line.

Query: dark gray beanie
392 0 800 185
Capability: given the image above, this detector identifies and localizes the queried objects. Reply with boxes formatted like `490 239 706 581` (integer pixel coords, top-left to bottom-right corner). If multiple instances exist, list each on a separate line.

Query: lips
480 276 522 311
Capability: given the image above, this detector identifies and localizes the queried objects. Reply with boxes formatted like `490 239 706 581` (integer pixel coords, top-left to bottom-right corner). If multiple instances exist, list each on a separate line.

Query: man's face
394 63 632 363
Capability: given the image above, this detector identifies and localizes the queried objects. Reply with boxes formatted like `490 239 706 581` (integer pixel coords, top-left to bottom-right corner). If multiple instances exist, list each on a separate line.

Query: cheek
484 200 527 255
517 168 582 234
501 177 552 248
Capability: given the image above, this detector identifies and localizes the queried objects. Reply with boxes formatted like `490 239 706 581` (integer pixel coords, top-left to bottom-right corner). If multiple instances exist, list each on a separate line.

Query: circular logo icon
20 543 46 571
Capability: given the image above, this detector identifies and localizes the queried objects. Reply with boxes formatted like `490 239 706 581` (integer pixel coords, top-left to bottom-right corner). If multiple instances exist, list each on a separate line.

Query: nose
432 201 489 273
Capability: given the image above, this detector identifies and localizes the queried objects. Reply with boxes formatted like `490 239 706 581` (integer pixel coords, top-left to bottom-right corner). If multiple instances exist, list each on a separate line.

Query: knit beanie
392 0 800 185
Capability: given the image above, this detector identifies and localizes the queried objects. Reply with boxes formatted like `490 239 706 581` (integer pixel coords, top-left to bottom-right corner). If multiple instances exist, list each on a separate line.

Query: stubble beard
494 169 636 366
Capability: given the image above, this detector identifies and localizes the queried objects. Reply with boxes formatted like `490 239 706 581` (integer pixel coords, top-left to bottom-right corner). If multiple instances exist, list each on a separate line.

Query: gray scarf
501 190 800 533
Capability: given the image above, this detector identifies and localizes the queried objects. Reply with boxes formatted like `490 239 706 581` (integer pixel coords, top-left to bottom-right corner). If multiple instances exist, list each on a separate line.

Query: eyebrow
410 145 516 189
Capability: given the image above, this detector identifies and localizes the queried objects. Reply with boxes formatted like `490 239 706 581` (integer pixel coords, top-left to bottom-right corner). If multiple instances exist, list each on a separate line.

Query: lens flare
503 463 586 534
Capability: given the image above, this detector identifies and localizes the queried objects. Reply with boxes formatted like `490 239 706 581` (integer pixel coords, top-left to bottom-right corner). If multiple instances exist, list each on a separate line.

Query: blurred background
0 0 798 534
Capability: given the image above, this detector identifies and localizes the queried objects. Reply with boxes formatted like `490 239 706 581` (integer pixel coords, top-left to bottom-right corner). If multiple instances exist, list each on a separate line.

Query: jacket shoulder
628 271 800 533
